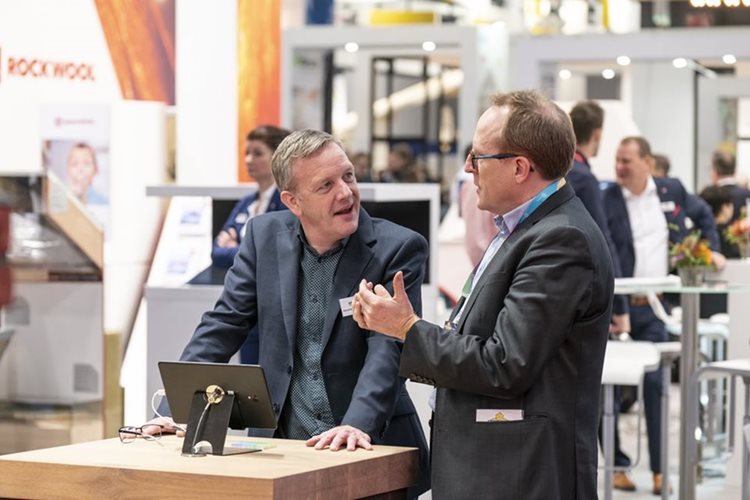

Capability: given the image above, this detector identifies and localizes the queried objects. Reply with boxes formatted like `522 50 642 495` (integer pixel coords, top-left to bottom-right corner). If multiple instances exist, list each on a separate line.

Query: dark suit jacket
181 208 431 496
601 177 718 277
568 154 627 315
400 183 613 499
211 188 287 269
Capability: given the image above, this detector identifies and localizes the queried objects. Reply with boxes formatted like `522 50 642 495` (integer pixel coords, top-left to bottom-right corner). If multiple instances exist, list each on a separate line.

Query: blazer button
287 365 292 374
273 403 280 413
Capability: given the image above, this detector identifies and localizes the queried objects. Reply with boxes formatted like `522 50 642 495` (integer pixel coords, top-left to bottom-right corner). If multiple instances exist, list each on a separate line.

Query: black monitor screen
361 200 431 284
159 361 277 430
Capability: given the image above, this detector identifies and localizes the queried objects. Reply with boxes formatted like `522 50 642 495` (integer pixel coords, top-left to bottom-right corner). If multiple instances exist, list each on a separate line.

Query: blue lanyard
517 177 566 226
457 177 565 301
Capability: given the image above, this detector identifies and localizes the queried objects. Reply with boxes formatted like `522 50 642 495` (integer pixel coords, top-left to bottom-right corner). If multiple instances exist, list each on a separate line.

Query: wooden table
0 436 417 499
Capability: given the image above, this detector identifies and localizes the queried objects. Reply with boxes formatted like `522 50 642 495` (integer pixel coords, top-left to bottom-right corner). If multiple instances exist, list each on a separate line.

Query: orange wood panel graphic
237 0 280 182
94 0 175 105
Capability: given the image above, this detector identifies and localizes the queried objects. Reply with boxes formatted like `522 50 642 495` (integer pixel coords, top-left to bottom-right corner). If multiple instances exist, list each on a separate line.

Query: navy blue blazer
567 155 627 315
601 177 718 278
211 188 287 269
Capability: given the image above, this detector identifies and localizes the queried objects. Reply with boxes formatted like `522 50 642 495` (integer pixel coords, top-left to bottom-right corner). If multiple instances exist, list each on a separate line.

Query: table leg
604 384 614 500
680 293 699 500
743 380 749 500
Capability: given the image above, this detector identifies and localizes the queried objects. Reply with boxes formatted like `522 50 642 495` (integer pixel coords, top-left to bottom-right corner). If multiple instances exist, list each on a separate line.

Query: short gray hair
271 129 343 191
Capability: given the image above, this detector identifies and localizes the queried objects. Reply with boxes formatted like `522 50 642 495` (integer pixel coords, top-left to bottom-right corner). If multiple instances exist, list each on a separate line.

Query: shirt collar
296 226 349 258
574 150 590 168
717 177 738 187
622 175 656 200
259 184 277 198
494 196 535 234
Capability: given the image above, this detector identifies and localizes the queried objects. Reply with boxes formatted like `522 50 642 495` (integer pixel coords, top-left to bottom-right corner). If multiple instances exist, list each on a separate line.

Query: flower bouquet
725 210 750 259
669 231 713 286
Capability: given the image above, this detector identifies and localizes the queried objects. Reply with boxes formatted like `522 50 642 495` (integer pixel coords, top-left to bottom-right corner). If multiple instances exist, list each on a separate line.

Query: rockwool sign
0 46 96 85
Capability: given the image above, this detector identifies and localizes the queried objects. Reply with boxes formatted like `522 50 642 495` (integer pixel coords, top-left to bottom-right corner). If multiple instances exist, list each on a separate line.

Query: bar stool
601 340 661 500
649 293 731 460
688 359 750 500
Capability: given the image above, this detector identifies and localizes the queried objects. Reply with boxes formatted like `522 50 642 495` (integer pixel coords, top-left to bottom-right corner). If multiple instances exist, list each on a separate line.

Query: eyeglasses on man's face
118 424 165 444
467 152 520 172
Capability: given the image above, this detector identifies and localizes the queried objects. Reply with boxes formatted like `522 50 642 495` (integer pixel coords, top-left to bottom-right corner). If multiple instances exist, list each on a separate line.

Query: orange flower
669 231 713 269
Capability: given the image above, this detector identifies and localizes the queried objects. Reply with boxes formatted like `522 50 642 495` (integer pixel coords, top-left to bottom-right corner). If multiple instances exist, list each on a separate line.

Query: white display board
0 0 120 174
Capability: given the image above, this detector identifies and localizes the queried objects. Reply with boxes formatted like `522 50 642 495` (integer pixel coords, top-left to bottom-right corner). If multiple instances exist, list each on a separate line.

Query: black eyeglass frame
467 152 520 171
118 424 165 443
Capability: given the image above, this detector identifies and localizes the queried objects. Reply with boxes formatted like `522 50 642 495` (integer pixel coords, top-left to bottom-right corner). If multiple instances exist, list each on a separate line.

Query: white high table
615 277 750 500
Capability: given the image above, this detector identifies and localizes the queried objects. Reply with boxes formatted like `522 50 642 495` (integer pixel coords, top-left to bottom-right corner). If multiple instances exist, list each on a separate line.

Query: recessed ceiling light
673 58 688 69
558 69 572 80
601 68 616 80
422 41 436 52
723 54 737 64
344 42 359 53
616 56 631 66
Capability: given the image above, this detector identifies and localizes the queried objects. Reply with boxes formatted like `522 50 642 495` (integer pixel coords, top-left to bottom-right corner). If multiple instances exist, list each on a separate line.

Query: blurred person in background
211 125 291 364
350 152 373 183
567 100 629 336
710 150 750 259
380 143 426 183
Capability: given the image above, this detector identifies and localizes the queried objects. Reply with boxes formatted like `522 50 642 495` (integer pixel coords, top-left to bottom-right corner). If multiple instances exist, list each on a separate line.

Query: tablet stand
181 388 260 456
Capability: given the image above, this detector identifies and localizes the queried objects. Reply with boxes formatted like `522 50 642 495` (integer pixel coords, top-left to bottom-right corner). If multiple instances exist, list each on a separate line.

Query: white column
175 0 238 185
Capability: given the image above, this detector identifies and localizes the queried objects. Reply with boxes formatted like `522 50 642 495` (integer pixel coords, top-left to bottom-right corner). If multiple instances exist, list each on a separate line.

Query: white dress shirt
622 176 669 278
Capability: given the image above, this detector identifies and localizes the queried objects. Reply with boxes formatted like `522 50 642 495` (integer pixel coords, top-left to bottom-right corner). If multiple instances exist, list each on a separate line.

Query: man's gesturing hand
352 271 420 341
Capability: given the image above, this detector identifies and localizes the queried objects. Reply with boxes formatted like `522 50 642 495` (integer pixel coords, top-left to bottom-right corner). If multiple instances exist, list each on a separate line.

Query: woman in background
212 125 291 268
212 125 291 364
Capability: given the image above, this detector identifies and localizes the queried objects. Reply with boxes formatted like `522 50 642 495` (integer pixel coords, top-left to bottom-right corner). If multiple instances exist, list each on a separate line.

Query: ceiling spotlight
558 69 572 80
422 41 436 52
690 0 706 6
601 68 616 80
344 42 359 53
616 56 631 66
723 54 737 64
673 58 688 69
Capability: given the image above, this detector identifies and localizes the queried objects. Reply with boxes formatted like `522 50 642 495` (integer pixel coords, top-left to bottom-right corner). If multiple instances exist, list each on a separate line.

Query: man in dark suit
568 100 629 336
354 90 614 499
710 150 750 258
601 137 720 494
153 129 430 497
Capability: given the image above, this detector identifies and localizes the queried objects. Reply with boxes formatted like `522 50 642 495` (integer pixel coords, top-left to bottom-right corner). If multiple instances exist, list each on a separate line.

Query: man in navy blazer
601 137 720 494
156 129 431 497
355 90 614 499
568 101 629 334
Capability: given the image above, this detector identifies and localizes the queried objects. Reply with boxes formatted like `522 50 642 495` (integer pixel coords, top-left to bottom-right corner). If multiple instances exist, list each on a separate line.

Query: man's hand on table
306 425 372 451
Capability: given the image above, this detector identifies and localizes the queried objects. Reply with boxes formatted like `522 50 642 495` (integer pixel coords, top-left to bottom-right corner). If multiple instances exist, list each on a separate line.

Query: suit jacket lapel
321 210 375 348
454 183 576 333
277 221 301 350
